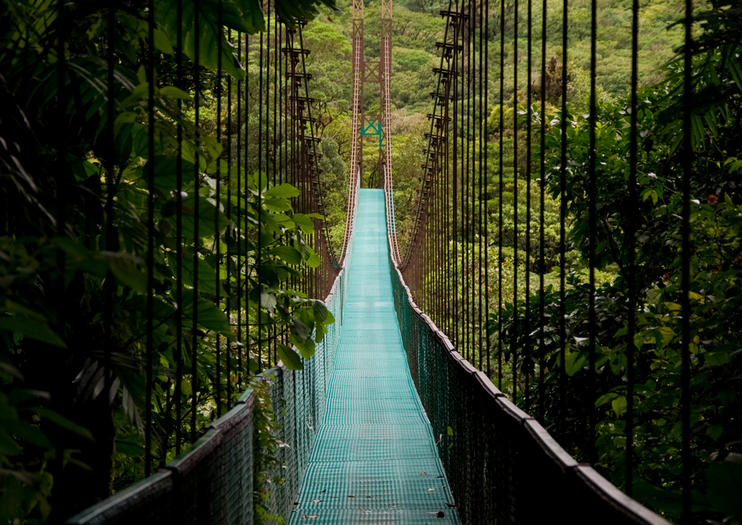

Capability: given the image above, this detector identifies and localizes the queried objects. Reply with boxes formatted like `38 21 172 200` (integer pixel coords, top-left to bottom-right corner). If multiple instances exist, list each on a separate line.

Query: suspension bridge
57 2 669 522
1 0 732 523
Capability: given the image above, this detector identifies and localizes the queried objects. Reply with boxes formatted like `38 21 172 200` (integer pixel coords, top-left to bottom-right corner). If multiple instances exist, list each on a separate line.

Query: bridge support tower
349 0 394 189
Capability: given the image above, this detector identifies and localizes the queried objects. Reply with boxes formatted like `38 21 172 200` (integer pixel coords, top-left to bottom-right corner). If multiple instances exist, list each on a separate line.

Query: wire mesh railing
387 191 667 524
66 259 347 524
393 0 741 522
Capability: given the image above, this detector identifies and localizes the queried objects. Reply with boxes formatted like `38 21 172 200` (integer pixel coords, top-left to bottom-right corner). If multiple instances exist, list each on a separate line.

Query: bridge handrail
383 164 401 264
66 246 352 524
382 189 668 524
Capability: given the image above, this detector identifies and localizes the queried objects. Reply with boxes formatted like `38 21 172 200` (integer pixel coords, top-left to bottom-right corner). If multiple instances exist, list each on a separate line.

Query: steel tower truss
349 0 394 190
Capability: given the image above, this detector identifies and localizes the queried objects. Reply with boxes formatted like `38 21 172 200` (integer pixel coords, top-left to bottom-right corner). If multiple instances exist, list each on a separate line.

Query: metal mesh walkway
290 189 459 524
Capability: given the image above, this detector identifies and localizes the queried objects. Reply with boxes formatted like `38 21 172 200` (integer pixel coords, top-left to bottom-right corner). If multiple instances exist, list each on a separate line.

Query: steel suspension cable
272 12 279 365
444 6 452 338
247 30 254 374
215 0 223 417
478 0 486 372
236 30 244 384
483 0 490 377
625 0 640 497
452 0 460 349
55 3 69 456
258 26 264 372
524 0 533 411
587 0 598 464
512 0 519 402
55 0 67 338
265 7 272 358
538 0 547 422
145 0 155 475
558 0 568 438
497 0 504 389
225 29 233 406
191 0 201 443
460 0 467 358
680 0 693 517
465 0 472 360
476 0 482 366
103 3 115 439
283 26 291 315
470 0 477 363
245 30 252 373
175 0 185 453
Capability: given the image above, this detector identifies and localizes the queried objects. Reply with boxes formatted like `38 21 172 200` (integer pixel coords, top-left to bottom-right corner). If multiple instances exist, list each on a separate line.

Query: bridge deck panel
290 190 459 524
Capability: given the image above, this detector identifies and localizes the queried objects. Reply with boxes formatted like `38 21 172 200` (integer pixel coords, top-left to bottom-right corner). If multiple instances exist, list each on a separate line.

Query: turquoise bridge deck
290 189 460 523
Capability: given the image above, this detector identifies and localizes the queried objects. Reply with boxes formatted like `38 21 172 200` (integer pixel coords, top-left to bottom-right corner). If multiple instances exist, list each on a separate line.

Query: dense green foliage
0 0 334 521
309 0 686 253
1 0 740 522
486 1 742 521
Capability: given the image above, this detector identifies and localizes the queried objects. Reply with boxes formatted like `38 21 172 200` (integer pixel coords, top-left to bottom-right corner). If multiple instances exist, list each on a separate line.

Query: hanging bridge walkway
67 183 663 525
291 190 458 523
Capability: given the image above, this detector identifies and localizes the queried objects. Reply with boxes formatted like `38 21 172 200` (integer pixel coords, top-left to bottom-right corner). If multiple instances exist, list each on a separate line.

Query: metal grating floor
290 190 459 524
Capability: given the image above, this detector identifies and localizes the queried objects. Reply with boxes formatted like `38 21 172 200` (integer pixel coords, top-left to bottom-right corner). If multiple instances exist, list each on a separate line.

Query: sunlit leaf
264 183 300 200
271 246 303 265
293 213 316 235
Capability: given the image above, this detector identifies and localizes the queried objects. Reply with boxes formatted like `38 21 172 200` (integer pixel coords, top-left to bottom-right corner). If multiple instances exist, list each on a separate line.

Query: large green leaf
259 291 277 311
152 155 195 195
158 0 247 79
263 196 293 213
221 0 265 33
0 303 67 348
2 419 52 450
0 318 66 348
34 409 93 440
277 343 303 370
312 300 333 325
103 251 147 294
293 213 320 235
182 291 233 337
305 250 321 269
264 183 300 200
291 316 311 342
274 0 336 28
0 431 22 457
178 193 224 242
53 238 107 277
291 335 316 360
563 346 586 377
270 246 303 266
